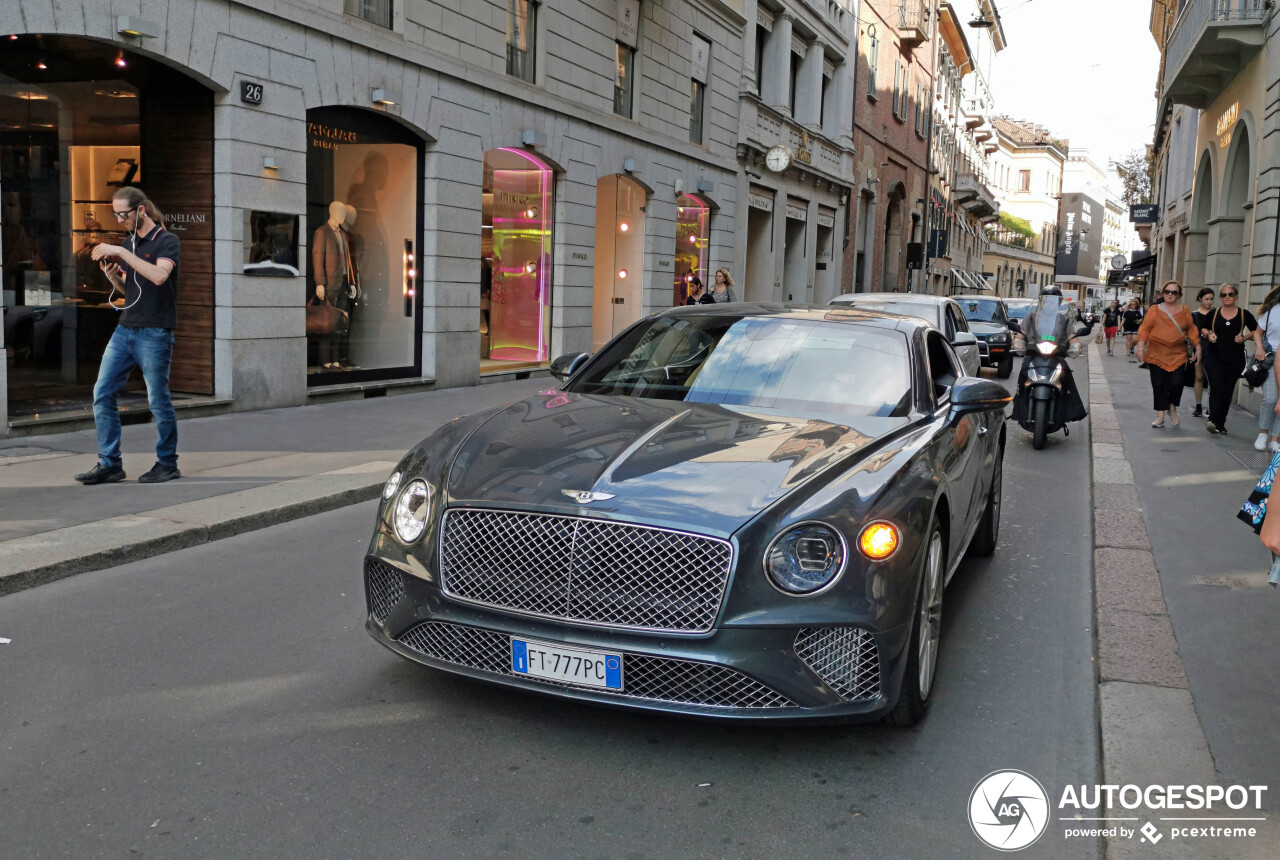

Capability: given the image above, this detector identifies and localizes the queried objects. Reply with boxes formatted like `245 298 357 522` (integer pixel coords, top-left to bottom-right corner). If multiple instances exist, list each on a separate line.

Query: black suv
957 296 1015 378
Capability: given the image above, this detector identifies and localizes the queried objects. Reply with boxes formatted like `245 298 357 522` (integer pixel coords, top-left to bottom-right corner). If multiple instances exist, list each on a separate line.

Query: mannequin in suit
340 205 362 367
312 201 351 368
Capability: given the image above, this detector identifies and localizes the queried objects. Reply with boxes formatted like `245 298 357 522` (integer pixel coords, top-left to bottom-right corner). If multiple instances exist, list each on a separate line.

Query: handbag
1157 302 1196 363
1239 451 1280 534
1243 309 1276 388
305 299 345 335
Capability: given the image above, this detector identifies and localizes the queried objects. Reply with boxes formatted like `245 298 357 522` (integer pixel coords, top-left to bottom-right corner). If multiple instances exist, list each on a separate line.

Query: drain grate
1218 447 1276 478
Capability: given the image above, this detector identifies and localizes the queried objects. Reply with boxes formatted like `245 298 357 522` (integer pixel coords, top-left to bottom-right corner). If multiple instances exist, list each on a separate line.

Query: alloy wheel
917 531 944 700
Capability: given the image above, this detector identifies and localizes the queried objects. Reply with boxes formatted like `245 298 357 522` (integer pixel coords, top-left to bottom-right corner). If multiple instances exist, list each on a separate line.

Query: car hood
967 320 1009 337
444 390 909 536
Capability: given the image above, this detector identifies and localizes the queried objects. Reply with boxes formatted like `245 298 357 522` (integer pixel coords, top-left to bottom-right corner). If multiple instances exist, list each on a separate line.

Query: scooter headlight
1036 341 1057 355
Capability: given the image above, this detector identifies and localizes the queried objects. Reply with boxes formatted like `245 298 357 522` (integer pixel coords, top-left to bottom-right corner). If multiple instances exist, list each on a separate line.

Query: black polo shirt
119 224 180 331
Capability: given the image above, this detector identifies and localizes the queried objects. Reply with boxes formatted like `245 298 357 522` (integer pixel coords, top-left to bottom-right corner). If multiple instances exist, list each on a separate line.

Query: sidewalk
1089 343 1277 859
0 377 551 595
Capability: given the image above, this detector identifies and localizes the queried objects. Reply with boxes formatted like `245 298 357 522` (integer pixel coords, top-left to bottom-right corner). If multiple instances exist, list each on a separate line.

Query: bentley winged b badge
562 489 616 504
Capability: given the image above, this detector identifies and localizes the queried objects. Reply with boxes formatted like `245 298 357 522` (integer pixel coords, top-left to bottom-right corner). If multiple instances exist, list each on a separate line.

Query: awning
962 269 993 292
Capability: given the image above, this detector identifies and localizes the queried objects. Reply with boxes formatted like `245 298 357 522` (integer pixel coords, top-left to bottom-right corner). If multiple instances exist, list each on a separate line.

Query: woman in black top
1190 287 1215 417
1121 298 1144 356
1201 283 1265 434
1103 300 1121 355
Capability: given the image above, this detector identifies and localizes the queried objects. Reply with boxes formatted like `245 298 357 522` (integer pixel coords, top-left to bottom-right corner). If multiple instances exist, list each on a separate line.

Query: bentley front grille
397 621 795 710
365 559 405 626
439 509 733 633
794 627 882 701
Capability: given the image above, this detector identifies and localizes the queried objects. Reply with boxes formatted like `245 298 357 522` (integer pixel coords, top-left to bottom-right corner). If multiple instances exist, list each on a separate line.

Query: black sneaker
138 462 181 484
1193 404 1204 418
75 463 125 485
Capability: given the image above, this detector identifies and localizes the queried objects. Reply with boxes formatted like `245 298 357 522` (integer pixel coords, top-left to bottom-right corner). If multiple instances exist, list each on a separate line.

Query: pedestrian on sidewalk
710 268 737 303
1103 299 1120 355
1135 280 1200 428
1122 298 1144 357
1253 284 1280 451
1200 283 1263 436
1191 287 1216 418
74 186 182 485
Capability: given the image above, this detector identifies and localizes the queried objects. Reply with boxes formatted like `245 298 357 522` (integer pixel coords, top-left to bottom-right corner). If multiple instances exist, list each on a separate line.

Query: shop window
507 0 538 83
306 107 423 382
344 0 392 29
481 148 554 367
614 42 635 117
672 194 710 306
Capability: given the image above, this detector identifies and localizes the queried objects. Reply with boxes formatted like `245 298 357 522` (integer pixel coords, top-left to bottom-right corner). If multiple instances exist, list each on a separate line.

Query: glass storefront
591 174 646 351
1 37 213 419
480 148 554 369
672 193 710 306
306 107 423 383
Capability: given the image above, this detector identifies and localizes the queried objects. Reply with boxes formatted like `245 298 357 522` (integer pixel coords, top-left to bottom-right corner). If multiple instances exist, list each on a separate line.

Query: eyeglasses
111 206 137 222
1162 289 1180 296
1221 291 1238 298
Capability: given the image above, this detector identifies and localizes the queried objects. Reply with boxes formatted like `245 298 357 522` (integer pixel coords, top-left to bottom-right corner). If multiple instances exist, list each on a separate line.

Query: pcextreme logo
970 771 1269 851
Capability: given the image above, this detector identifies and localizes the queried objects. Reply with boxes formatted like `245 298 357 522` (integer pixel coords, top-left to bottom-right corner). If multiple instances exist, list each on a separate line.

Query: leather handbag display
305 299 345 335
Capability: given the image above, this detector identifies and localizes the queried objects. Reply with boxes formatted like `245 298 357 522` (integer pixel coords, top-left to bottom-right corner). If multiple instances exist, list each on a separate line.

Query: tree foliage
999 211 1037 238
1115 148 1153 207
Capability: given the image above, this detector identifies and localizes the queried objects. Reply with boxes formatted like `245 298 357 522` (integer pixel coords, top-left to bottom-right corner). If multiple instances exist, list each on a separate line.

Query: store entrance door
591 175 646 351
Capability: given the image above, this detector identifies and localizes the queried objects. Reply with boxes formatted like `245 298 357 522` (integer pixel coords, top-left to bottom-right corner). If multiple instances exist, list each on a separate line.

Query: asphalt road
0 362 1100 859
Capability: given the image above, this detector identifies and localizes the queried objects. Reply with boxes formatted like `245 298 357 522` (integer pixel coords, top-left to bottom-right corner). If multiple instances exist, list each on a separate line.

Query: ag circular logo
969 770 1050 851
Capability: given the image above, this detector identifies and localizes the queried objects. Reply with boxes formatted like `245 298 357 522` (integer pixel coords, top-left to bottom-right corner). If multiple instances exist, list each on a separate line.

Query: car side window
949 303 970 334
925 331 960 406
943 306 956 339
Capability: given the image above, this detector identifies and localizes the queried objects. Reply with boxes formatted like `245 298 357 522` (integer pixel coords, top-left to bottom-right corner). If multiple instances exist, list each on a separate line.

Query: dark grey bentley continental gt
364 304 1010 725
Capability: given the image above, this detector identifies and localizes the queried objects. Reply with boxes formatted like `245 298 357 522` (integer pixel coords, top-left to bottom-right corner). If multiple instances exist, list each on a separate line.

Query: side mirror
950 377 1013 415
549 352 590 383
951 331 978 348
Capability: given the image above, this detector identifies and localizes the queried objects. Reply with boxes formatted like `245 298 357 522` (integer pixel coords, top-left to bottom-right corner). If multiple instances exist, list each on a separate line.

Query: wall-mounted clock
765 145 792 173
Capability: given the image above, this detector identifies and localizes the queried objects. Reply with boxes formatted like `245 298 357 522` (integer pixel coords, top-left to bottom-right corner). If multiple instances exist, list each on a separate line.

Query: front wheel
885 522 945 727
969 449 1002 557
1032 398 1049 450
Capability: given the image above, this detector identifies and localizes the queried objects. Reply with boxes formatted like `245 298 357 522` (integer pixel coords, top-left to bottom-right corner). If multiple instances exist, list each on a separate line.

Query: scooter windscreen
1023 297 1072 347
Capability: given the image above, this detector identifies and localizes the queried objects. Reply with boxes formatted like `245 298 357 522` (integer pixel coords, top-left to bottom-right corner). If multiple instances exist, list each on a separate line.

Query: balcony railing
898 1 929 45
1164 0 1266 107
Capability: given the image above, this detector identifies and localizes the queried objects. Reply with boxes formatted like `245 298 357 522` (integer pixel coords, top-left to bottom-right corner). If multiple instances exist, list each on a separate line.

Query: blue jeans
93 326 177 468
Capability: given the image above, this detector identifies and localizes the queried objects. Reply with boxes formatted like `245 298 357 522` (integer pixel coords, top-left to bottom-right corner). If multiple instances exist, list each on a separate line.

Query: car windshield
959 298 1006 324
1006 302 1032 320
568 314 913 418
832 300 936 325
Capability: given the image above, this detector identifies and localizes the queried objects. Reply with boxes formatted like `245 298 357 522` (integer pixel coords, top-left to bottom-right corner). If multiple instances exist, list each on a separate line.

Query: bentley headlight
382 470 402 500
764 523 847 595
392 479 431 544
1036 341 1057 355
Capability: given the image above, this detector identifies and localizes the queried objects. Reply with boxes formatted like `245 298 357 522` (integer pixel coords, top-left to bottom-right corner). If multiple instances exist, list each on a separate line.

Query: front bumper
363 556 912 722
978 339 1011 365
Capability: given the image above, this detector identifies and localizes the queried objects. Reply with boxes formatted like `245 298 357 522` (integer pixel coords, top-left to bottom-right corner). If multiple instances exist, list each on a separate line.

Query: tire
969 447 1002 557
885 521 945 727
997 355 1013 379
1032 398 1048 450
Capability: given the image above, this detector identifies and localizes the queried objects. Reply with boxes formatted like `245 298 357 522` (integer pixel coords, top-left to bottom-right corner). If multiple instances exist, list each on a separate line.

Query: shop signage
1055 192 1100 277
616 0 640 48
748 189 774 212
307 122 358 151
1217 101 1238 150
691 34 711 85
240 81 263 105
166 211 210 232
786 202 807 221
658 259 671 268
816 210 835 229
572 252 589 261
1129 204 1158 224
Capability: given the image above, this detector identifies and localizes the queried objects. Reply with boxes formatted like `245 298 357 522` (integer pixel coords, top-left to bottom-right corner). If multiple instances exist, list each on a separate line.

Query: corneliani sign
166 211 210 232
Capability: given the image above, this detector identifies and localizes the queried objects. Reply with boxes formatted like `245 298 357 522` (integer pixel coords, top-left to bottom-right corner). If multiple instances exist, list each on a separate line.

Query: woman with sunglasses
1199 283 1264 435
1135 281 1201 428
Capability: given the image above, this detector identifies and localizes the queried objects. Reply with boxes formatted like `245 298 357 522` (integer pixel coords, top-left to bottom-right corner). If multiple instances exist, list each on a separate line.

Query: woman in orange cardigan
1135 280 1202 428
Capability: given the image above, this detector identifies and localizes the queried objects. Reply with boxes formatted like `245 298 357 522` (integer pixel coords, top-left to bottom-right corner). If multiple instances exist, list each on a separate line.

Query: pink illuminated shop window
481 148 554 364
672 194 710 306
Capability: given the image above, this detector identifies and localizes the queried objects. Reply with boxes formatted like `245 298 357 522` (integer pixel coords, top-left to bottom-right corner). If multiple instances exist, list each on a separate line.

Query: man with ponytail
75 186 182 485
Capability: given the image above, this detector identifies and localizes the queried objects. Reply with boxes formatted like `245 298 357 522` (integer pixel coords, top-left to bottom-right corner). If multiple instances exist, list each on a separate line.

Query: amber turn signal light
858 521 900 561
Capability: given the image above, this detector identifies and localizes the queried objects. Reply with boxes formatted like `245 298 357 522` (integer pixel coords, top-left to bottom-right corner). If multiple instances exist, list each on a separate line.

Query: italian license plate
511 637 623 690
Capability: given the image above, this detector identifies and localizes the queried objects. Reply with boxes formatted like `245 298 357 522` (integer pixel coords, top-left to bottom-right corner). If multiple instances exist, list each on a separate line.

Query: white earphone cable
111 211 144 313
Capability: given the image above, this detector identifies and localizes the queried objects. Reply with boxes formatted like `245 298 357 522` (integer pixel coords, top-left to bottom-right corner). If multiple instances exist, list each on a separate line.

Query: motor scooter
1012 297 1092 449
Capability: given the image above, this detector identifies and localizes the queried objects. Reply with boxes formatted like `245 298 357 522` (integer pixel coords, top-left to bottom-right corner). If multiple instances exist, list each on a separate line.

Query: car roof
829 292 952 305
657 301 936 333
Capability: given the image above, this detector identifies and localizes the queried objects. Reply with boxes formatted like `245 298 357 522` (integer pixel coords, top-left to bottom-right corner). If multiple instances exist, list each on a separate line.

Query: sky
986 0 1161 166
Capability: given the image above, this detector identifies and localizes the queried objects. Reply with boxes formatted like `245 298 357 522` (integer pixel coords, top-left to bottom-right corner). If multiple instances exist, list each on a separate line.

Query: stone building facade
982 117 1064 299
0 0 748 434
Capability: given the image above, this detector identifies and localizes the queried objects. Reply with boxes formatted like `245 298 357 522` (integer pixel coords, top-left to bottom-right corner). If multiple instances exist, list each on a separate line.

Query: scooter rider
1011 286 1088 425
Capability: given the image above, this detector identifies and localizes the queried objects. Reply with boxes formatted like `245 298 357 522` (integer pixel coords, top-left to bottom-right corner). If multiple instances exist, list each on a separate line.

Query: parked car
363 303 1010 726
827 292 981 376
956 296 1015 378
1004 298 1035 334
